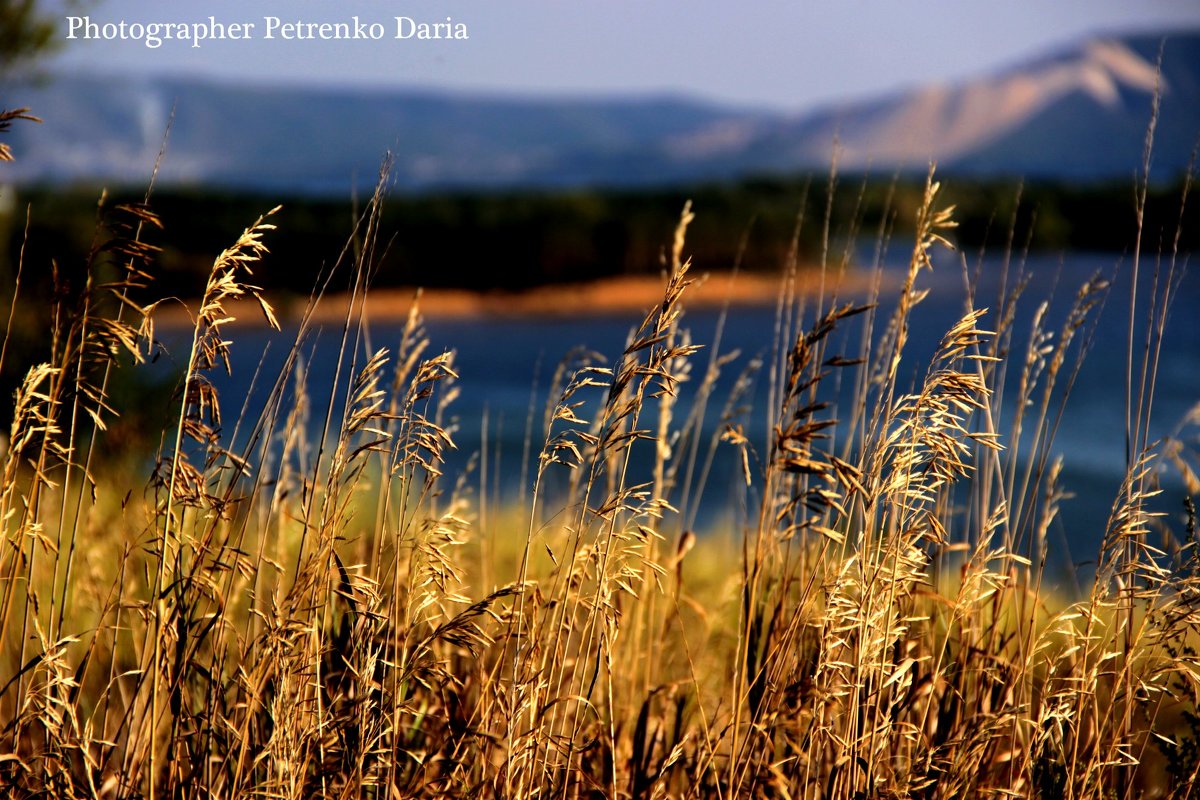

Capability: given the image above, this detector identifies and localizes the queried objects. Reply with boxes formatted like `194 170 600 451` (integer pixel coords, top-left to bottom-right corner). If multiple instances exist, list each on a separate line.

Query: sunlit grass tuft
0 107 1197 798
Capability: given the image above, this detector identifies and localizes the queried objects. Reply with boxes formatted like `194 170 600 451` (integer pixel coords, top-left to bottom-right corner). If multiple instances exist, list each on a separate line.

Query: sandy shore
150 268 882 331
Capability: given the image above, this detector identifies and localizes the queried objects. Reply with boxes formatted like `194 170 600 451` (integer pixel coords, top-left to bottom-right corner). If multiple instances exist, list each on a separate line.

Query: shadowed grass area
1 96 1199 798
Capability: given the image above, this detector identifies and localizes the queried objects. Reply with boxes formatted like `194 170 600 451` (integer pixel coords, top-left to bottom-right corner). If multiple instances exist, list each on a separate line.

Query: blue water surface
156 247 1199 588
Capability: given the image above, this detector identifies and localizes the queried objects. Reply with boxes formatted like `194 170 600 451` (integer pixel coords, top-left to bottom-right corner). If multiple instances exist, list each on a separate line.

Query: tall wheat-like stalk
1 119 1196 799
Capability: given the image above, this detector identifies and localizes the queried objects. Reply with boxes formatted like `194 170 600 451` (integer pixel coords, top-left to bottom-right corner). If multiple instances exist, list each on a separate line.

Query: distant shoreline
150 267 884 331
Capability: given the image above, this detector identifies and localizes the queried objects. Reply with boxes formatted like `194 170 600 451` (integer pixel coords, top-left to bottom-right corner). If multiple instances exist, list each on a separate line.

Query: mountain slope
2 30 1197 193
679 31 1199 180
0 76 770 192
946 34 1200 177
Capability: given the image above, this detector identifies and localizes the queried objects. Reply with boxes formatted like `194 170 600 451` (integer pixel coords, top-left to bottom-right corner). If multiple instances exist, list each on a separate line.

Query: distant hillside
1 30 1197 193
0 79 770 193
662 31 1199 180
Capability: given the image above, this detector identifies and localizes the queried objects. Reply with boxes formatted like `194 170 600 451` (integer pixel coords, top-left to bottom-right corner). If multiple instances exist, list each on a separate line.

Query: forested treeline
2 173 1194 299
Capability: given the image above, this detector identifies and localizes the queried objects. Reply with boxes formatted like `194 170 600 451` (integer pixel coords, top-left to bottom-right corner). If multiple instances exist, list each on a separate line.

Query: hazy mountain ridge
671 31 1199 179
2 30 1197 193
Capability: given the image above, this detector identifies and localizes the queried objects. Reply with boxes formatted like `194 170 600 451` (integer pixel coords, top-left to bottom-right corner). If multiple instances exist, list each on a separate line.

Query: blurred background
1 0 1199 577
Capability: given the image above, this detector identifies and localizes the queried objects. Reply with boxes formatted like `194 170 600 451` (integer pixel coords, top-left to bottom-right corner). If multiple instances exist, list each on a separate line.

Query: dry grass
1 112 1198 798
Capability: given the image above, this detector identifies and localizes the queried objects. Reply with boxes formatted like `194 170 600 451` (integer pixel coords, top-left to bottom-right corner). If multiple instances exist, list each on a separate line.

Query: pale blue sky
51 0 1200 110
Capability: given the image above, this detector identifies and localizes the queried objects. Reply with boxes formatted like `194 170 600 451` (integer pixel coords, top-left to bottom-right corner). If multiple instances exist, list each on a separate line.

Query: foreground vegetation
1 106 1199 797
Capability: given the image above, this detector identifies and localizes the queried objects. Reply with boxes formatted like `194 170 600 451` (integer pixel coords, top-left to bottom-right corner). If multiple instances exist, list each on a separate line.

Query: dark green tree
0 0 92 81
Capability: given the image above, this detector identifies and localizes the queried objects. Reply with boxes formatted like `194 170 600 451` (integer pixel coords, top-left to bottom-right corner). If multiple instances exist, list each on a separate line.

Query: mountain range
2 29 1197 194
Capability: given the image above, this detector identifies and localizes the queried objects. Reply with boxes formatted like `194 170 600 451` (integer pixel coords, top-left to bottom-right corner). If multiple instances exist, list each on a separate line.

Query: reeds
0 133 1197 798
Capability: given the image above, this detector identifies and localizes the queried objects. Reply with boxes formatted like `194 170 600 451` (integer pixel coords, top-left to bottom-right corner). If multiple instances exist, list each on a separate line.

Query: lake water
161 248 1199 587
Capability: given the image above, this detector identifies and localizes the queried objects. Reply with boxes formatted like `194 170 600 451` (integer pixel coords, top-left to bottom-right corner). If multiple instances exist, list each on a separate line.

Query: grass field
1 102 1199 798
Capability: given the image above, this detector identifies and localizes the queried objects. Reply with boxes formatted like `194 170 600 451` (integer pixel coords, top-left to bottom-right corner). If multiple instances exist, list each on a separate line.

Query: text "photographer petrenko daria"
65 15 470 48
